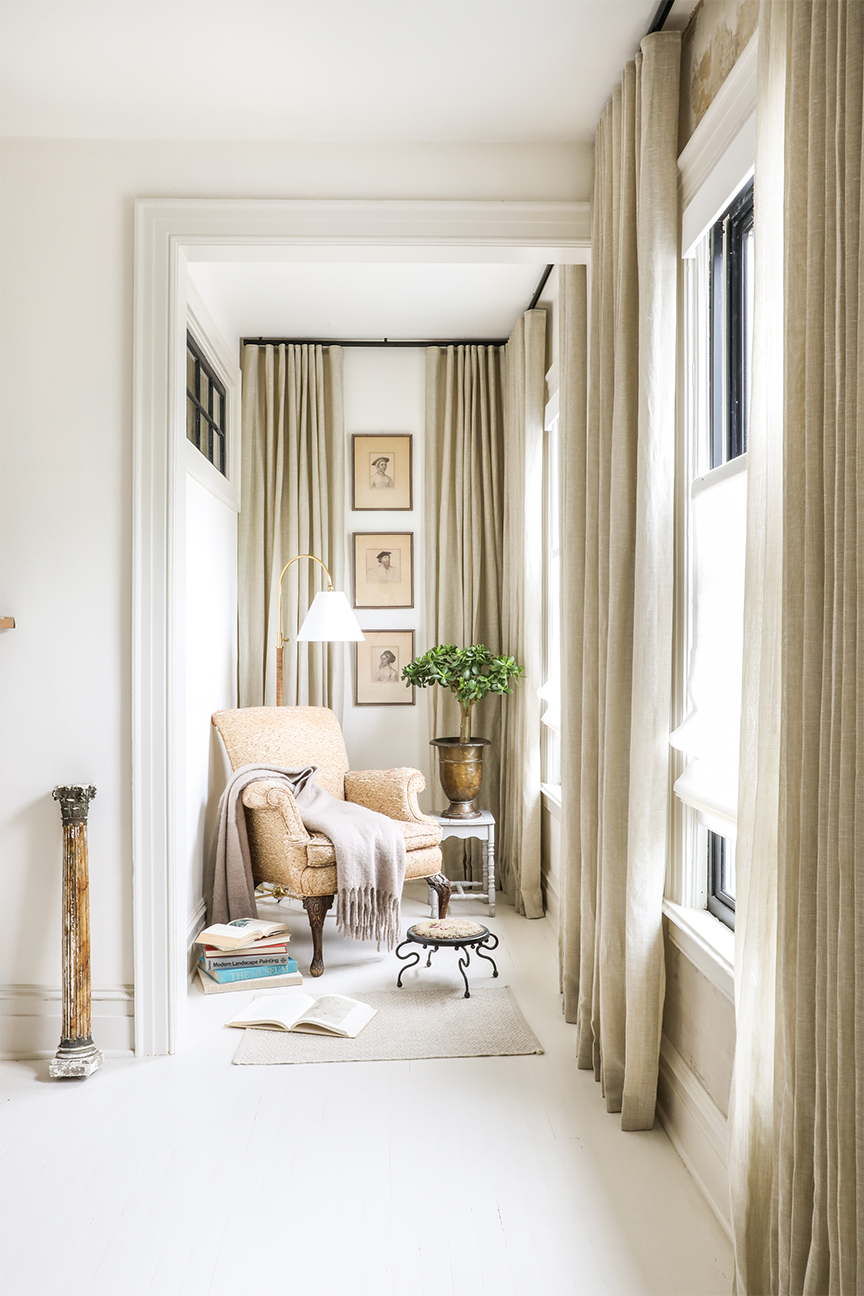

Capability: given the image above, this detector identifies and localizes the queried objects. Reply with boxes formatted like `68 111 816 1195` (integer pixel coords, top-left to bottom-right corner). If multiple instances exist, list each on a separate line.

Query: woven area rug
232 985 543 1065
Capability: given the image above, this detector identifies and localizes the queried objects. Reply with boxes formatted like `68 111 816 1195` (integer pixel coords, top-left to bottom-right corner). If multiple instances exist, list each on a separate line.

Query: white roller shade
670 455 747 834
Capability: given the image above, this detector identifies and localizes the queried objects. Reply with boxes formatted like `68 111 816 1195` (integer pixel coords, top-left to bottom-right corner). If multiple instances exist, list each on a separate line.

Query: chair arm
344 768 435 825
240 779 311 843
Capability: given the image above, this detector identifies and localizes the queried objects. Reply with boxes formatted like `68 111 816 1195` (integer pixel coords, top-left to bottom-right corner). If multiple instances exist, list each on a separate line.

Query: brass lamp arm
277 554 334 649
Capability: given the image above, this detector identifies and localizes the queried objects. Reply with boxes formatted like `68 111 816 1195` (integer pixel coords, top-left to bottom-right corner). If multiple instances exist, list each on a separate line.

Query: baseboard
187 897 207 982
541 868 560 932
0 984 134 1060
656 1035 732 1243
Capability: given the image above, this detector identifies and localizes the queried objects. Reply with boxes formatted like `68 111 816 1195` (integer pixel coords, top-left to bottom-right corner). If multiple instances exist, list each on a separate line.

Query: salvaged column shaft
50 785 103 1079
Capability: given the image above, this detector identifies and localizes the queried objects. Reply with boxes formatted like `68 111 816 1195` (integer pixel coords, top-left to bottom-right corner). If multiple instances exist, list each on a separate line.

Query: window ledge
662 900 734 1004
541 783 562 818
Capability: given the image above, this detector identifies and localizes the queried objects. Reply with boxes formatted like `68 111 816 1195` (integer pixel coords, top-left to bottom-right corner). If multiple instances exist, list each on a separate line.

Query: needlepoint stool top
410 919 486 942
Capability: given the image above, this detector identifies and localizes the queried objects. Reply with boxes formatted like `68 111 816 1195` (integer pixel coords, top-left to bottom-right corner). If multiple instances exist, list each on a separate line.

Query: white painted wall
0 138 589 1055
184 476 236 941
339 348 435 805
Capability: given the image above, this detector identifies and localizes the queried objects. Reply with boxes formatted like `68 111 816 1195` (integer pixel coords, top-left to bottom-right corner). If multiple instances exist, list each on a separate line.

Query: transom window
186 333 227 475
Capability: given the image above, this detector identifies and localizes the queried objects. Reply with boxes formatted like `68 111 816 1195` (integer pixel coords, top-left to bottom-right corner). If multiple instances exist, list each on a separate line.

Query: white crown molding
133 197 592 1057
679 33 758 257
141 198 593 255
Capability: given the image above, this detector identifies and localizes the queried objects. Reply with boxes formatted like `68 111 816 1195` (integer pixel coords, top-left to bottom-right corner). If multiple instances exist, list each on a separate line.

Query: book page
226 993 316 1031
198 919 289 949
294 995 377 1038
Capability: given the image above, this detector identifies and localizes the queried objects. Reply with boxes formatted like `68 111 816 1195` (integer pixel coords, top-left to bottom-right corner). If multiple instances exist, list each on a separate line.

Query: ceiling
0 0 695 142
188 260 550 348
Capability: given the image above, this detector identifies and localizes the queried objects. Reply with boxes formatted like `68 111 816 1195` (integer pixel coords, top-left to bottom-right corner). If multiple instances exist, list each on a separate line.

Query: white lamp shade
296 590 365 642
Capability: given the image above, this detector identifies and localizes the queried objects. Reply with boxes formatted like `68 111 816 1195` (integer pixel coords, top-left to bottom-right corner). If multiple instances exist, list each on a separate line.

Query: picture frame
351 434 413 511
355 630 416 707
352 532 414 609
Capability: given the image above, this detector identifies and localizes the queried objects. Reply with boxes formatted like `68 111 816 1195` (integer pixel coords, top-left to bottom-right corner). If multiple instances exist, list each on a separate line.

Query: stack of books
195 919 302 994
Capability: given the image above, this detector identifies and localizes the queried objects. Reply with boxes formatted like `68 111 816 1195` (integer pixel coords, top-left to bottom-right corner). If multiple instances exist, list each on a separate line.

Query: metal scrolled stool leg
394 919 500 998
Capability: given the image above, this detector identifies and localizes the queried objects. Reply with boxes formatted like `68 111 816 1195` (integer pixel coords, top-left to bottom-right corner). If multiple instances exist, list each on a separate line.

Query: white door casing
132 198 591 1056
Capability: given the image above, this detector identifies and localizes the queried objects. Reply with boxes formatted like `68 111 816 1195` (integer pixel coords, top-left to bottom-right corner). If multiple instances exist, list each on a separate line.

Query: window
709 179 754 468
673 178 754 928
707 831 736 929
186 332 227 475
540 406 561 788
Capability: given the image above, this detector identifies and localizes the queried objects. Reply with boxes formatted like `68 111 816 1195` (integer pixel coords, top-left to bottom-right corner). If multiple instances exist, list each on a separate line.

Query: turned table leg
303 894 334 977
426 873 451 920
50 786 102 1080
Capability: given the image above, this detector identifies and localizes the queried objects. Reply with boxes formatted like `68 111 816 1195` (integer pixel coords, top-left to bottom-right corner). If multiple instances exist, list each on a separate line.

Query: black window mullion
707 831 735 929
708 179 754 469
185 332 227 477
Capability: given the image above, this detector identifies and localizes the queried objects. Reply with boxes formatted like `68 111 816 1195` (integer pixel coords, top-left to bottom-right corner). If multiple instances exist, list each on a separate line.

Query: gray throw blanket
204 764 407 951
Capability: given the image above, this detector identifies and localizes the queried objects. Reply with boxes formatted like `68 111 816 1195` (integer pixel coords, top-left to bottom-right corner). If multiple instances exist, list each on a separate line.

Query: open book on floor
226 993 377 1039
197 919 290 951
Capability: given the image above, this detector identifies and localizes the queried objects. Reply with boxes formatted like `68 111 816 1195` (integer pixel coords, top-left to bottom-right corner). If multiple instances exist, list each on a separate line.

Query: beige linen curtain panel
558 32 681 1130
729 5 864 1293
238 343 346 711
425 311 546 915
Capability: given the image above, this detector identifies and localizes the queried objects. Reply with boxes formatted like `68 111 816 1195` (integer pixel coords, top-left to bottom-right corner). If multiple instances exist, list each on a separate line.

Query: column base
49 1040 103 1080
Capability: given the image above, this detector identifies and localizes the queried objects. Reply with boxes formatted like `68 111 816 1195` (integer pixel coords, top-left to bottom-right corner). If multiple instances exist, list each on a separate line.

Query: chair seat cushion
303 818 442 869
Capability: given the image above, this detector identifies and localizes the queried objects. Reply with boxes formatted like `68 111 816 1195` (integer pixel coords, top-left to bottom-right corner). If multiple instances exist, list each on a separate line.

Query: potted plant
401 643 523 819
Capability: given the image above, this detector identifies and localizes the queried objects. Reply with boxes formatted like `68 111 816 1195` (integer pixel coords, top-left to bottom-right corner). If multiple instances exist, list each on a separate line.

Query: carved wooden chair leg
427 873 451 920
302 894 334 977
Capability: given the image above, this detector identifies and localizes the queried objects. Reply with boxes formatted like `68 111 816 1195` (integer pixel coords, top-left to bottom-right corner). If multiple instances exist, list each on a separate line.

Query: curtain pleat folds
776 2 862 1291
425 311 546 914
729 4 863 1292
558 32 680 1129
238 343 346 712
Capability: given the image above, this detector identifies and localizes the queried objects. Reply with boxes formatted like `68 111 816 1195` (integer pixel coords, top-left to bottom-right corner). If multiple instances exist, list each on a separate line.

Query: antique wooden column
50 785 103 1079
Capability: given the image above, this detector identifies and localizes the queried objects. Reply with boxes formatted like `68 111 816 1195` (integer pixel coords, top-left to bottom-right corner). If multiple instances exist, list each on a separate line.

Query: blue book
198 958 299 984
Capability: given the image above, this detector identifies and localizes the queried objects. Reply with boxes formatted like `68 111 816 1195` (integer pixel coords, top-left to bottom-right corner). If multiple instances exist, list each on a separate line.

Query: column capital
52 785 97 825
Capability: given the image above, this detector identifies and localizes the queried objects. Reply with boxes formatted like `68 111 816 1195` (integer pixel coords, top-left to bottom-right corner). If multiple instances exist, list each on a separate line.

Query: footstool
394 918 499 998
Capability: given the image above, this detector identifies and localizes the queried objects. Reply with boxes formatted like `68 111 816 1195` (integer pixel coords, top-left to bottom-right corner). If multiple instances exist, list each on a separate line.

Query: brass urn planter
430 737 491 819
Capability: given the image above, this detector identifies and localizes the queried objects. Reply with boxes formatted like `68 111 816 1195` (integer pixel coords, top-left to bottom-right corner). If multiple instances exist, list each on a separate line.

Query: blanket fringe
337 886 401 952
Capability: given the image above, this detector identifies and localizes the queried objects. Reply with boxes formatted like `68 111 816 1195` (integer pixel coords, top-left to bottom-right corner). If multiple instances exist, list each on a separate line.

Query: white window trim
185 282 241 514
667 34 757 954
541 372 561 787
679 31 758 258
663 899 734 1003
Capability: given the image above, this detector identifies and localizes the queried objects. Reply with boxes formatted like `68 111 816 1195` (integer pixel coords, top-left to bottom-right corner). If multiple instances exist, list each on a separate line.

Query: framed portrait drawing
355 630 415 706
352 532 414 608
352 434 413 511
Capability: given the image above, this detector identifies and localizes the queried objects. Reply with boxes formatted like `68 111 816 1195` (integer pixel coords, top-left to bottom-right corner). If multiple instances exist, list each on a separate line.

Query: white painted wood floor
1 884 733 1296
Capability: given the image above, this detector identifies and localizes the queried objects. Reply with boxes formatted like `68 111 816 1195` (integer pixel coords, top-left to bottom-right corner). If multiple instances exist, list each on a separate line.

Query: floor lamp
276 554 364 706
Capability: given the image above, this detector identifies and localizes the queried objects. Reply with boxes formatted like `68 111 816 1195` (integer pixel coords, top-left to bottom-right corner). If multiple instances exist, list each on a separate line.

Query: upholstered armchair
211 707 450 975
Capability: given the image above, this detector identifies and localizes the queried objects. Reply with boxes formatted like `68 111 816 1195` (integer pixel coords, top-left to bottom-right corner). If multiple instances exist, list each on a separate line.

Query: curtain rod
647 0 675 33
241 337 510 348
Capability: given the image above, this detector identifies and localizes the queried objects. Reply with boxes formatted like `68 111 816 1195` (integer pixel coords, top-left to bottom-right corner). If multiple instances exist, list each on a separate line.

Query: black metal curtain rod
647 0 675 34
241 337 509 348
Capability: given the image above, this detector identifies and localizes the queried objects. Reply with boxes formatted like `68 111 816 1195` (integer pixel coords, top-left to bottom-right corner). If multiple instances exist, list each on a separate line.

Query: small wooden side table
427 810 496 918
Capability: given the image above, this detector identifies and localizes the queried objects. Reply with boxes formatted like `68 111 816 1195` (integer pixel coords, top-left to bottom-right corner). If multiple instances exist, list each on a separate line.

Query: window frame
541 403 562 790
672 181 754 931
709 178 754 469
186 331 228 476
706 830 736 929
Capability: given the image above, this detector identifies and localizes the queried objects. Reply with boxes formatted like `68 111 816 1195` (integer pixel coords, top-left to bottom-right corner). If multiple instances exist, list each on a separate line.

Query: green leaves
401 643 524 710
